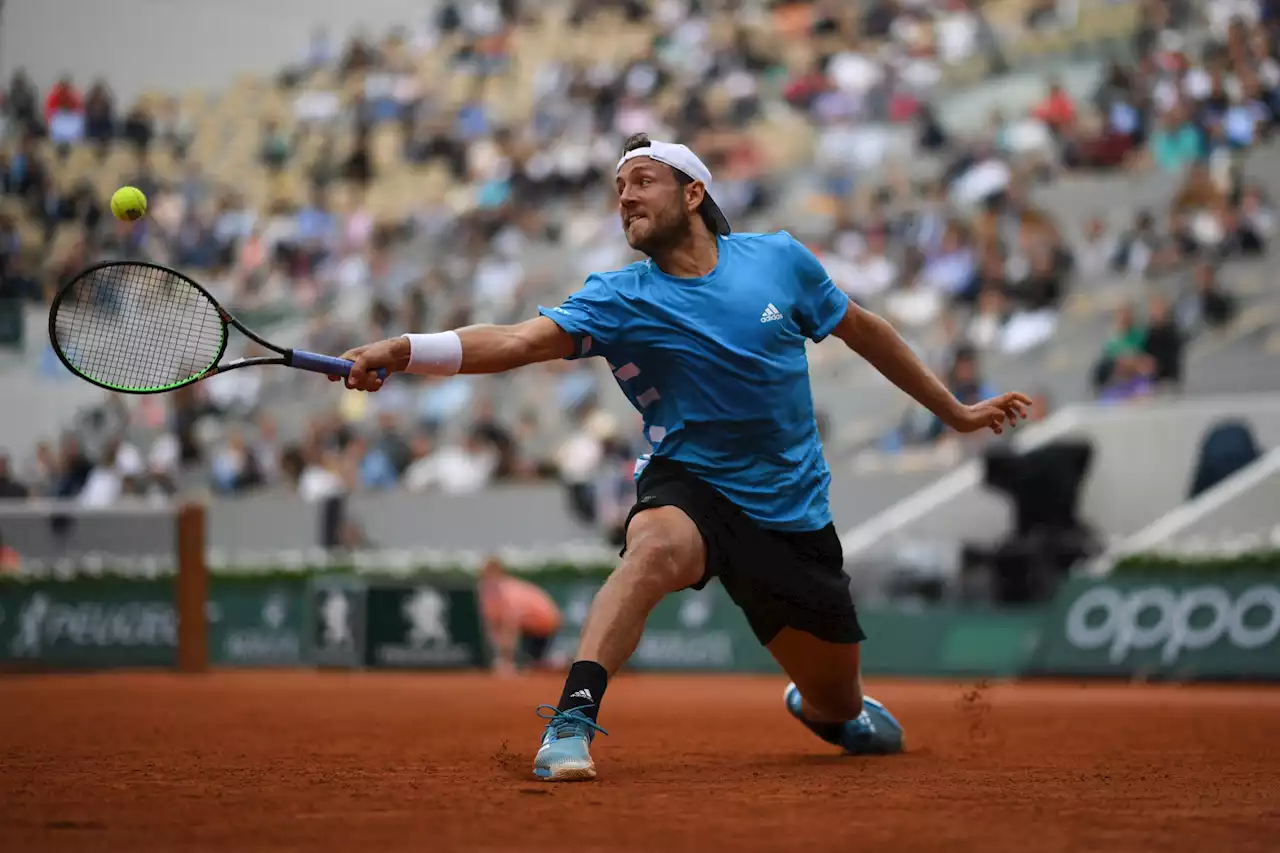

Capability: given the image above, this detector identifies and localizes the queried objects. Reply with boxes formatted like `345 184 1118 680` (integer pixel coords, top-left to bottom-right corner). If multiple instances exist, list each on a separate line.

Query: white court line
1095 446 1280 574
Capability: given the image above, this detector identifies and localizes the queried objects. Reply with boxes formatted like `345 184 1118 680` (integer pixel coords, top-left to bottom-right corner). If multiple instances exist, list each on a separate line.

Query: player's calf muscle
769 629 864 721
802 685 864 722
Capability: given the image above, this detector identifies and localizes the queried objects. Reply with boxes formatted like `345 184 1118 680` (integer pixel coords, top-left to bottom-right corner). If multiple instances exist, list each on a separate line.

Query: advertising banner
363 582 488 669
1029 574 1280 680
0 577 309 669
0 578 176 668
308 575 367 669
207 578 307 667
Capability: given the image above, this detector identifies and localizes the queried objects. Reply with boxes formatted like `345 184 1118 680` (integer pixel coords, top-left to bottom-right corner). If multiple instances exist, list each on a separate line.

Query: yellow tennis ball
110 186 147 222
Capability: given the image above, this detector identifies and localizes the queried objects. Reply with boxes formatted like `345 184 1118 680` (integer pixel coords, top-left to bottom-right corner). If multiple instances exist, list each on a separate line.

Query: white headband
615 140 732 235
616 140 714 188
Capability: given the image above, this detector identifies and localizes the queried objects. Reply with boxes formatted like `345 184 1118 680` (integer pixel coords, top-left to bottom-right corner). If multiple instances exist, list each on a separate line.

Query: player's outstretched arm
330 317 575 392
832 299 1032 435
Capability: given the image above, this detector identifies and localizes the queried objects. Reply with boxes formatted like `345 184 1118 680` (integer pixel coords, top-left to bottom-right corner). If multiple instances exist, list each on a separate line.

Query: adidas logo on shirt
760 303 783 323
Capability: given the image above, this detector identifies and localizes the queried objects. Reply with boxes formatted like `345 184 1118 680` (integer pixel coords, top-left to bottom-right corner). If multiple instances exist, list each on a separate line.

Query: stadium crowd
1 0 1277 533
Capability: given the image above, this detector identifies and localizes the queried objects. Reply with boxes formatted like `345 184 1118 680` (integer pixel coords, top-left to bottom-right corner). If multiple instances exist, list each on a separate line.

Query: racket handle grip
289 349 388 380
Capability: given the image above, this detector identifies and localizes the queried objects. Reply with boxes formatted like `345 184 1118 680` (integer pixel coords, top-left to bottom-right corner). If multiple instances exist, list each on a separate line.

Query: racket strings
54 264 226 392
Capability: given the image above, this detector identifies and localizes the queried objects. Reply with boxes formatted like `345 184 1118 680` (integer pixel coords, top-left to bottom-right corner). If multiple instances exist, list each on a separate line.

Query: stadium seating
3 0 1279 583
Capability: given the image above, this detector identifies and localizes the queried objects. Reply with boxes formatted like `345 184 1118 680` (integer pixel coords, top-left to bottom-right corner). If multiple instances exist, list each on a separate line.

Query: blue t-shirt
538 231 849 532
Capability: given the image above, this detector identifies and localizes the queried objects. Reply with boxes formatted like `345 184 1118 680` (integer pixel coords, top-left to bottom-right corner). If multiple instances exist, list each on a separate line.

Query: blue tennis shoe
784 682 905 755
533 705 608 781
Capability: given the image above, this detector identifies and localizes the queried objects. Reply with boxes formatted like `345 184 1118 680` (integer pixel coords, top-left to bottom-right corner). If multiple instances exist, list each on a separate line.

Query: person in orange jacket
477 556 565 675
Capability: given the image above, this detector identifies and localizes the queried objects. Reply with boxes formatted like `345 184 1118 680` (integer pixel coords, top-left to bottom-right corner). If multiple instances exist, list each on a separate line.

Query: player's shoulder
722 230 804 252
585 260 650 291
724 230 822 277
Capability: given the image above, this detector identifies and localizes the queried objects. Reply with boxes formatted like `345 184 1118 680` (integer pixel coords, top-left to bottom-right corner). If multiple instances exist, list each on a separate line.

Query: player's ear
687 180 706 216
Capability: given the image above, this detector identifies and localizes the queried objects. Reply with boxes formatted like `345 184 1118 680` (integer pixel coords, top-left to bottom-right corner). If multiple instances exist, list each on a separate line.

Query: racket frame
48 260 374 395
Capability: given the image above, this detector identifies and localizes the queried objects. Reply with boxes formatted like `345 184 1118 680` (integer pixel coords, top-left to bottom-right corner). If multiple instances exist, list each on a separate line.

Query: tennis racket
47 260 385 394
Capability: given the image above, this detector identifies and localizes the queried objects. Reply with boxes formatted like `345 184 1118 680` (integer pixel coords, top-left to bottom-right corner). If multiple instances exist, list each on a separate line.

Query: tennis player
477 556 564 675
332 134 1031 782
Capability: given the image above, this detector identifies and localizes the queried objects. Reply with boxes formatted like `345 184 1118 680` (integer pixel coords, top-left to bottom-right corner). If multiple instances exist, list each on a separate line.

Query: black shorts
622 457 865 647
519 632 553 664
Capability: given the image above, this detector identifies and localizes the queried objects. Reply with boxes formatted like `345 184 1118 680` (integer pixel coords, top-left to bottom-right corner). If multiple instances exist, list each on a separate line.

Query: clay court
1 673 1277 852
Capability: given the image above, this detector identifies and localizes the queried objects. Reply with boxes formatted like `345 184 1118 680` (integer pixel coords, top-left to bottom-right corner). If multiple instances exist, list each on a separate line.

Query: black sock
557 660 608 722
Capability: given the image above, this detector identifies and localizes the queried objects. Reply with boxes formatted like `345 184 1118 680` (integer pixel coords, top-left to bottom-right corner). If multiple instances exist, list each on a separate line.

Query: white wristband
402 331 463 376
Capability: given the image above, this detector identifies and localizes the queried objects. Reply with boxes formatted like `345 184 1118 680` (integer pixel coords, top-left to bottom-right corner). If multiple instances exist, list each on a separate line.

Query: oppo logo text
1064 584 1280 664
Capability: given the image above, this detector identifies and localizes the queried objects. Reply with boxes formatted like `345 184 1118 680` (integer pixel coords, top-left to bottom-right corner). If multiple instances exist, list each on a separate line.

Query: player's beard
624 197 693 257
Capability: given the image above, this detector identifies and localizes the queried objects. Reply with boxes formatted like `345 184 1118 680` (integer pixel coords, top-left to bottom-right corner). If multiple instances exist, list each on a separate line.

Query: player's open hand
327 337 410 392
947 392 1032 435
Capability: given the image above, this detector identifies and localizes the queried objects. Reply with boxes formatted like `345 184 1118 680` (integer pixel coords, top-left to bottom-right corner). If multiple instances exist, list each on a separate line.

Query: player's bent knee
621 509 705 592
619 536 702 593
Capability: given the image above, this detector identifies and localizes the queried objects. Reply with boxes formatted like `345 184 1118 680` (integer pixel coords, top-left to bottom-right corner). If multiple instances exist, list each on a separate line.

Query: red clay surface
1 673 1277 853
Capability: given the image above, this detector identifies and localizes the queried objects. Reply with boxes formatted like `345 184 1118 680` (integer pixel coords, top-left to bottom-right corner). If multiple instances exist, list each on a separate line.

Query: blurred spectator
4 70 40 134
0 213 17 271
0 531 17 572
1143 294 1184 387
470 399 527 482
121 101 155 153
296 441 346 503
1025 0 1064 30
967 285 1007 350
1150 102 1203 173
1235 184 1273 255
846 229 899 300
260 119 293 171
1181 259 1237 330
210 427 267 494
340 33 379 79
1098 351 1156 403
1092 304 1148 392
1076 216 1118 280
347 432 399 491
43 76 82 124
371 411 413 477
44 76 84 147
922 222 977 299
0 253 42 302
916 104 951 152
403 428 495 494
31 442 61 495
558 408 616 523
885 266 944 330
77 441 126 507
1111 209 1166 278
0 453 29 499
1032 78 1078 135
83 80 116 146
4 0 1277 510
344 126 374 185
52 435 93 499
7 133 49 206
